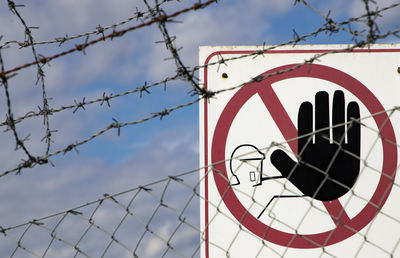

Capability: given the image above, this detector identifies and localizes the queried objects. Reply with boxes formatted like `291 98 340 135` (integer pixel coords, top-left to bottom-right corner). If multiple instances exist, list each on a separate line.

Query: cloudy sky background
0 0 399 257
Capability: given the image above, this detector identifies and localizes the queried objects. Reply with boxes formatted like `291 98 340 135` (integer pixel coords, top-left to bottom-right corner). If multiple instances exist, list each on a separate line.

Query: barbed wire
6 0 53 156
0 0 217 177
0 0 398 178
0 74 180 128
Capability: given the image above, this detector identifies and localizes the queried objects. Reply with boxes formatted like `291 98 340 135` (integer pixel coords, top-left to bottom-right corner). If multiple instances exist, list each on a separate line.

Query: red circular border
211 64 397 248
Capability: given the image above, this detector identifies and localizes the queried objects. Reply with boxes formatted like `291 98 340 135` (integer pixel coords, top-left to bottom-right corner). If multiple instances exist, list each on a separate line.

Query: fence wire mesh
0 0 399 257
1 111 400 257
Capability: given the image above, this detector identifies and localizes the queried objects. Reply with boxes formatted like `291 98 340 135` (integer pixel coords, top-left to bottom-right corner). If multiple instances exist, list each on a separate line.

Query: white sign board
199 44 400 257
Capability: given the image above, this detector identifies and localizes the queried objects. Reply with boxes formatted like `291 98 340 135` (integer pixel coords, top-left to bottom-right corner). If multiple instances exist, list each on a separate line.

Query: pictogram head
229 144 265 186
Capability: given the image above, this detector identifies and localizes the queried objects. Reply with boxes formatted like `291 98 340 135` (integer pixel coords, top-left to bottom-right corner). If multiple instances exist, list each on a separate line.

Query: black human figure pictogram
230 90 361 219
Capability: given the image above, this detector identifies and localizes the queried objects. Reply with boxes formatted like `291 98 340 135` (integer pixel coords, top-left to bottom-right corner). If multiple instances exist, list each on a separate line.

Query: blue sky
0 0 399 256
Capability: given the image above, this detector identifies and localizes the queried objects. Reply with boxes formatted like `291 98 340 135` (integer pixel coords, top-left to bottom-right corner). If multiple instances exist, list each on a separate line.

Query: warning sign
200 45 400 257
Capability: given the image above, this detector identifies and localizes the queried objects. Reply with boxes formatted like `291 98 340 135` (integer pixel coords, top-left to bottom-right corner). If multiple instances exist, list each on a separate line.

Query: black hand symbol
271 90 360 201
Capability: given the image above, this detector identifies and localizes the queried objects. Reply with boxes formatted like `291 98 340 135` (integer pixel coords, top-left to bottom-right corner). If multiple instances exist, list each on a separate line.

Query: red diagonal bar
257 83 298 154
